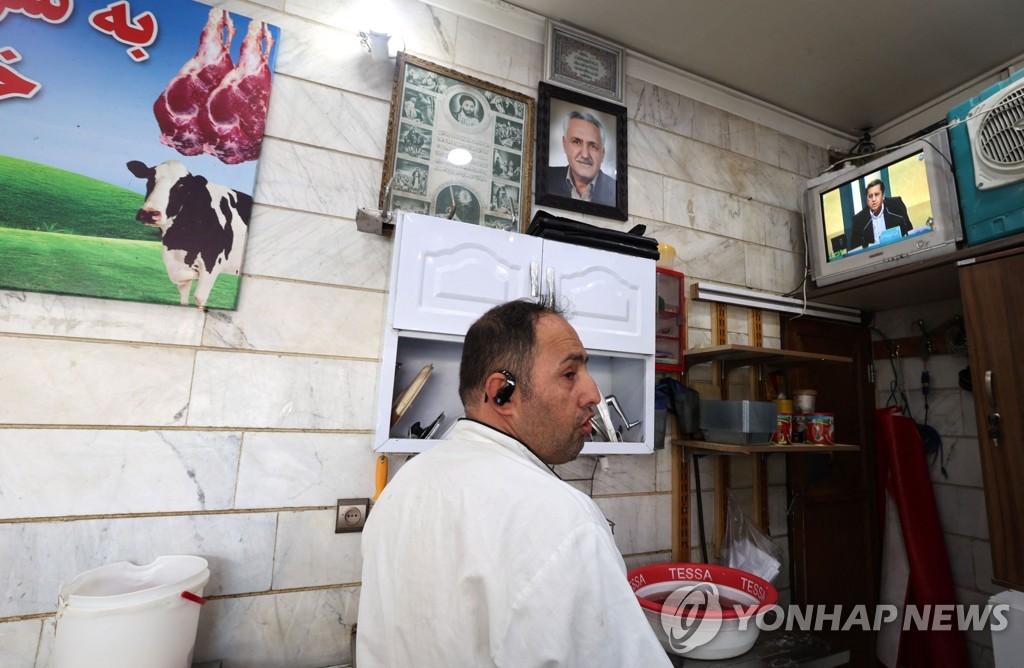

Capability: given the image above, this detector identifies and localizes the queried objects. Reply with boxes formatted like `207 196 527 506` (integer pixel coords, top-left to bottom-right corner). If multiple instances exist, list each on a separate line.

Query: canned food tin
792 414 807 443
770 414 792 445
807 413 835 445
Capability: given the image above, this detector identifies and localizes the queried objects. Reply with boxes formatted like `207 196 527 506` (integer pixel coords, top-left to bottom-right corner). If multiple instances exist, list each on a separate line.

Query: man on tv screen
849 178 913 249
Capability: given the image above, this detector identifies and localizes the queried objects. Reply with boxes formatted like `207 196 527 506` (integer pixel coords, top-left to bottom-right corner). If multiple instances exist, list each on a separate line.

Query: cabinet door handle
530 261 539 298
985 370 995 406
546 266 555 307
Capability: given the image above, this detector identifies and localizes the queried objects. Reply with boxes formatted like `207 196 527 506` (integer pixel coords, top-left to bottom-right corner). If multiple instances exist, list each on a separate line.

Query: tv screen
804 131 962 288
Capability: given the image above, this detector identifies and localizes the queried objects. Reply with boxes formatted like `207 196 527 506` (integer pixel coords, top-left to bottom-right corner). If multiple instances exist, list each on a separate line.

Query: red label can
807 413 835 445
770 414 792 445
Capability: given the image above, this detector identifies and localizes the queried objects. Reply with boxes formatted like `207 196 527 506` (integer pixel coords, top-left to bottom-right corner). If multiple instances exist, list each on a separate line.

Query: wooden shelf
684 343 852 370
678 439 860 455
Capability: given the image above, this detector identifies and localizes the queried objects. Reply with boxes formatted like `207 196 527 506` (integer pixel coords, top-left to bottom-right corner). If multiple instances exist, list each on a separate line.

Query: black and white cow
127 159 252 309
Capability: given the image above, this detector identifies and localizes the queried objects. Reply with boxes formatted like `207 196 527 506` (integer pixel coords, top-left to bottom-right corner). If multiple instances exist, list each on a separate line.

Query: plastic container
53 555 210 668
628 562 778 660
793 389 817 414
700 400 777 445
656 243 676 268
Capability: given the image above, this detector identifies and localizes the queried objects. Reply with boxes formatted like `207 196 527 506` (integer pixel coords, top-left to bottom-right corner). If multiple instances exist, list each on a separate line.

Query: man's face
562 117 605 186
461 98 476 115
866 184 884 215
514 314 601 464
456 189 471 205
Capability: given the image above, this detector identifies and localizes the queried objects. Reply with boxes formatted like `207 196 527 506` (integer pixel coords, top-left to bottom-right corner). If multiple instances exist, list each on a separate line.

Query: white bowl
627 562 777 660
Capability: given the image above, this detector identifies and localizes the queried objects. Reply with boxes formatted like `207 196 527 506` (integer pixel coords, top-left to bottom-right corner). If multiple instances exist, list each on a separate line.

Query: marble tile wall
872 297 996 663
0 0 834 665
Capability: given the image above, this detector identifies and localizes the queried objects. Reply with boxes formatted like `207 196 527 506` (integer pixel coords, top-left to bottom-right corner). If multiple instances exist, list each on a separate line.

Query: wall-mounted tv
803 131 963 288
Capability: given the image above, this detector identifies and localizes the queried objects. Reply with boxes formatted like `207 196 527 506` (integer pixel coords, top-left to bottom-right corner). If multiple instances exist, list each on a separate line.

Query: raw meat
153 9 235 156
199 20 274 165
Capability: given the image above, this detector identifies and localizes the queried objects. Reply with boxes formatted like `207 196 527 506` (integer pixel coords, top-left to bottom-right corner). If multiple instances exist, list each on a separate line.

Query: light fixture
359 29 402 62
691 281 862 323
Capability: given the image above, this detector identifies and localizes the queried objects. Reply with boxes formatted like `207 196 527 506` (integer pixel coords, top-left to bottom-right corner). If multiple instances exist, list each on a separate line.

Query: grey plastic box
699 399 777 445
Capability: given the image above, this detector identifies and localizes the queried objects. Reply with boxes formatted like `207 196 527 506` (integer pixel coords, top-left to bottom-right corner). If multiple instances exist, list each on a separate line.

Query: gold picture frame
380 54 535 232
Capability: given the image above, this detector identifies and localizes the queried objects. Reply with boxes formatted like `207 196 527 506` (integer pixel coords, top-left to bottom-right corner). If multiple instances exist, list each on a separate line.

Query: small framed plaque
544 21 625 104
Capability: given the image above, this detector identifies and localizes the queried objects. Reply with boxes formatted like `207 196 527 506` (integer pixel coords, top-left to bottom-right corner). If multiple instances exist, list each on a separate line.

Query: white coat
357 419 671 667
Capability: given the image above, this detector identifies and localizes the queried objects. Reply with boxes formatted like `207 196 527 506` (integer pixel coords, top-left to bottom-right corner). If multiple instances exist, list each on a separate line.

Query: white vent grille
967 77 1024 190
977 87 1024 166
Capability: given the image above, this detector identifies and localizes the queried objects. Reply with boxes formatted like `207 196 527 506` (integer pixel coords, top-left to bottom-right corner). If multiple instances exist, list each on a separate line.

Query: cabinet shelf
684 344 852 371
677 439 860 455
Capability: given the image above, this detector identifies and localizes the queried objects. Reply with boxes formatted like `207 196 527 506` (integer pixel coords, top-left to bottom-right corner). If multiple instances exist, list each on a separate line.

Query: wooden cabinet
374 213 656 454
959 247 1024 591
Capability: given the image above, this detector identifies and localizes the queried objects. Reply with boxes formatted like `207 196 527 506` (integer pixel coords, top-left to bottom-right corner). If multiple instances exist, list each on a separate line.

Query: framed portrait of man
534 82 628 221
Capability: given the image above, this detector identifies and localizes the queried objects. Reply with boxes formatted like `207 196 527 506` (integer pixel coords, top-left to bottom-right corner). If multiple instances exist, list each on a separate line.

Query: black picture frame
535 82 627 221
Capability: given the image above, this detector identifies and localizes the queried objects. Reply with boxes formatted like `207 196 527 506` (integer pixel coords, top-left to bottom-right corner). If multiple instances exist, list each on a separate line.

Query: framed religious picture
381 53 535 232
535 82 628 221
544 21 625 104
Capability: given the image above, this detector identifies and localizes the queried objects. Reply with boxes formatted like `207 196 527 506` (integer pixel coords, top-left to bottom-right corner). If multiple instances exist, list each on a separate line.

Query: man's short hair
562 110 606 149
459 94 476 109
866 178 886 195
458 299 566 407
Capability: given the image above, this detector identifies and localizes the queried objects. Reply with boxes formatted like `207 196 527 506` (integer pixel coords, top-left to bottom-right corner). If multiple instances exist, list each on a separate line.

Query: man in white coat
358 299 671 667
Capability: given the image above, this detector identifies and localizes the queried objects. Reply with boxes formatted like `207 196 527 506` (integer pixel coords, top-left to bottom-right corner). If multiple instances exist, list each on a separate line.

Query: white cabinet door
392 214 542 336
541 238 655 355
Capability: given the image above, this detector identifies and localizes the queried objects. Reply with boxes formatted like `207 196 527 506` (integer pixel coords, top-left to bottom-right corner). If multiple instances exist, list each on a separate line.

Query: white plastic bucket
53 555 210 668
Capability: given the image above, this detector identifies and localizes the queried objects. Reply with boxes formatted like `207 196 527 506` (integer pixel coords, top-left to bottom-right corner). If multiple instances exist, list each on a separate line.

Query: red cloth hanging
874 406 968 667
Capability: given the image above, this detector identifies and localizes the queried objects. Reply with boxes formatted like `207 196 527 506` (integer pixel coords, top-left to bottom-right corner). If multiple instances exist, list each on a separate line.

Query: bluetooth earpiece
493 370 517 406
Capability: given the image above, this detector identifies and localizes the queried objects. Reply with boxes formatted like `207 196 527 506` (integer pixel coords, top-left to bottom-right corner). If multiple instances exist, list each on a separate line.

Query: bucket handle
181 591 207 605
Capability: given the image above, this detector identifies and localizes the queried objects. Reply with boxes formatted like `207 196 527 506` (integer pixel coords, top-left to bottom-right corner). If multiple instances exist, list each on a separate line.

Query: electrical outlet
336 498 370 533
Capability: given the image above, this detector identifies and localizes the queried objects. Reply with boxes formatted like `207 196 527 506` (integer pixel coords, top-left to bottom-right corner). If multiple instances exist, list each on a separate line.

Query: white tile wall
235 432 378 508
273 510 363 588
0 336 193 426
0 429 241 519
193 587 360 667
186 351 378 429
0 620 42 668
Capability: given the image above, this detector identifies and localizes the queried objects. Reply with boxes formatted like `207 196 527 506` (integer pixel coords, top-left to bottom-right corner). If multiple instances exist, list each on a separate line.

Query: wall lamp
359 29 402 62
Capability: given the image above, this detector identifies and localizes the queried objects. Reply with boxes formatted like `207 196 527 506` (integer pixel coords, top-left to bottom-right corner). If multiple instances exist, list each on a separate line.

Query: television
803 131 963 288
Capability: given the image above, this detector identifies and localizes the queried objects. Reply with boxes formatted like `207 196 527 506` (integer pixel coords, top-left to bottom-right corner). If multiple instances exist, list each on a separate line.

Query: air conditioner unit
948 68 1024 246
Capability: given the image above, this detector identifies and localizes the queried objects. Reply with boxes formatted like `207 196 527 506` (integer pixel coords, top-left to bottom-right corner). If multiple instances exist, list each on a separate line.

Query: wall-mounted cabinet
374 213 656 455
655 267 685 372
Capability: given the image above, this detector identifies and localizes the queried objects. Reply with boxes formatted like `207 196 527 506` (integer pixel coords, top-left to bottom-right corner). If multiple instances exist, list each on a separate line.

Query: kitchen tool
590 396 619 442
409 411 445 439
627 562 777 660
390 363 432 427
373 455 388 501
605 394 641 430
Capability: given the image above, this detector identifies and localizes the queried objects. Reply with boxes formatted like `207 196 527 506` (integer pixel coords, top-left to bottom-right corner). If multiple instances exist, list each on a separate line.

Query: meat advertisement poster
0 0 280 309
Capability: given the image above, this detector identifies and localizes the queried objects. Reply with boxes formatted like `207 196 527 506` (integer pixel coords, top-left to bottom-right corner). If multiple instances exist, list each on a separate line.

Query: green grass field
0 155 240 309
